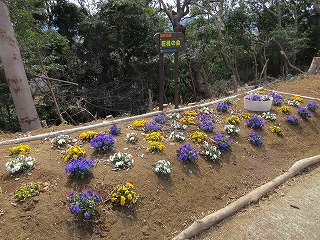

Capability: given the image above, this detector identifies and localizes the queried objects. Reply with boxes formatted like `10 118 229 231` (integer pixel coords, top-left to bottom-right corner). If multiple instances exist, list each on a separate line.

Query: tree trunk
189 57 212 100
0 0 41 132
307 57 320 74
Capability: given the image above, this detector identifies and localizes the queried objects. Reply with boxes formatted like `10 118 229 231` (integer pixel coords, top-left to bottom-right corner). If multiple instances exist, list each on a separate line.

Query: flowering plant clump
216 102 230 112
14 183 43 202
126 132 138 144
51 134 71 148
213 133 233 151
287 100 300 107
90 134 115 152
262 112 277 121
184 110 198 117
79 131 98 142
241 112 251 119
269 92 283 106
201 142 221 162
199 106 213 115
167 112 180 119
297 107 311 119
145 132 164 142
278 105 290 115
285 115 299 125
306 101 319 112
64 145 86 162
224 124 240 135
144 121 163 133
169 131 186 142
246 116 265 129
198 114 214 123
9 144 31 157
65 157 95 179
110 182 139 207
248 132 263 147
270 125 284 136
133 119 148 128
190 131 208 143
226 115 240 125
110 152 133 170
179 117 195 125
223 99 234 105
5 155 34 174
109 124 121 136
68 190 101 219
256 89 267 95
154 160 172 177
291 96 304 103
154 114 168 124
146 141 166 153
170 122 188 131
176 144 198 162
246 94 263 101
198 120 216 132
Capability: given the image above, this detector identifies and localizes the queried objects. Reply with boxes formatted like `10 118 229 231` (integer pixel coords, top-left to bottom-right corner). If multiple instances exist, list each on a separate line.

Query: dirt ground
0 74 319 240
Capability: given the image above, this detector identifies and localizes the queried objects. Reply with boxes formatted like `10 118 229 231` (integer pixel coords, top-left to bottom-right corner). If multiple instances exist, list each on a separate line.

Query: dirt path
196 165 320 240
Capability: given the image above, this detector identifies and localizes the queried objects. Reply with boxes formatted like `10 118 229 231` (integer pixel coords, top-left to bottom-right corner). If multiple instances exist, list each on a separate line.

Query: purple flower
65 157 94 179
154 114 168 124
144 121 163 133
213 133 233 151
248 132 263 146
246 116 264 129
90 134 115 151
176 144 198 162
306 101 318 112
297 107 311 119
246 94 263 101
285 115 299 125
269 92 283 106
109 124 121 135
216 102 230 112
68 190 100 220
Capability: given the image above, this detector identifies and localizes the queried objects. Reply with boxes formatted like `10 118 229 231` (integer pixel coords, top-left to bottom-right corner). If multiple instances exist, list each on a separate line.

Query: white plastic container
244 96 273 112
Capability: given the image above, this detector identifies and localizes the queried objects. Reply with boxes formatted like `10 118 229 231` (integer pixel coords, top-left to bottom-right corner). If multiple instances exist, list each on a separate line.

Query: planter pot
244 96 273 112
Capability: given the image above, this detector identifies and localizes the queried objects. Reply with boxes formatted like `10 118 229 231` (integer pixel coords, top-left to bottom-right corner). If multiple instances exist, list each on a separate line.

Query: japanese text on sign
154 32 186 53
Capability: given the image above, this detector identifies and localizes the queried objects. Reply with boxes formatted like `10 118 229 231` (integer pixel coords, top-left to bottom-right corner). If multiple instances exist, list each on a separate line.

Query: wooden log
173 155 320 240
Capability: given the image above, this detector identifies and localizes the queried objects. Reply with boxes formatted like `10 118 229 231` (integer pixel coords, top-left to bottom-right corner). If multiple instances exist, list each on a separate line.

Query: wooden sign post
154 32 186 110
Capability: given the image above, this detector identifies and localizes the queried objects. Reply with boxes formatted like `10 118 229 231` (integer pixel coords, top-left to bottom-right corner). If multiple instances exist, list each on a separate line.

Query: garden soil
0 74 320 240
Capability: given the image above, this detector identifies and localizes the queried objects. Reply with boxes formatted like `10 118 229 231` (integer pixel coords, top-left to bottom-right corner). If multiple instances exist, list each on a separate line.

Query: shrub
297 107 311 119
213 133 233 151
248 132 263 146
9 144 31 156
176 144 198 162
110 182 139 207
246 116 264 129
201 142 221 162
64 146 86 162
154 160 171 177
90 134 115 151
14 183 43 202
110 152 133 170
5 155 34 174
68 190 101 219
65 157 95 179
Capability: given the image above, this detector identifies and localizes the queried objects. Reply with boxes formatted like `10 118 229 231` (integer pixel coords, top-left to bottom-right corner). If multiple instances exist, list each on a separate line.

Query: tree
0 0 41 132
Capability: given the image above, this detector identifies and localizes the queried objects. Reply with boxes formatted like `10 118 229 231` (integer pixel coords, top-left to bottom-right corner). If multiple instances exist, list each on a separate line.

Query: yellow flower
226 115 240 125
184 110 198 117
190 131 207 143
133 119 148 128
145 132 164 141
291 96 303 103
111 197 117 202
126 182 134 189
278 105 290 115
241 112 251 119
127 194 132 201
120 196 126 206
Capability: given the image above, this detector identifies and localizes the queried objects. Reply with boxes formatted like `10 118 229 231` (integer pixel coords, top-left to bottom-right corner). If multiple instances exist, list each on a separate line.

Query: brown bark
0 0 41 132
189 57 212 100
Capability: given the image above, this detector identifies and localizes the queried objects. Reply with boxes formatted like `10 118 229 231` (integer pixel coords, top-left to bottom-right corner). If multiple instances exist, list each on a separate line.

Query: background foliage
0 0 319 131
